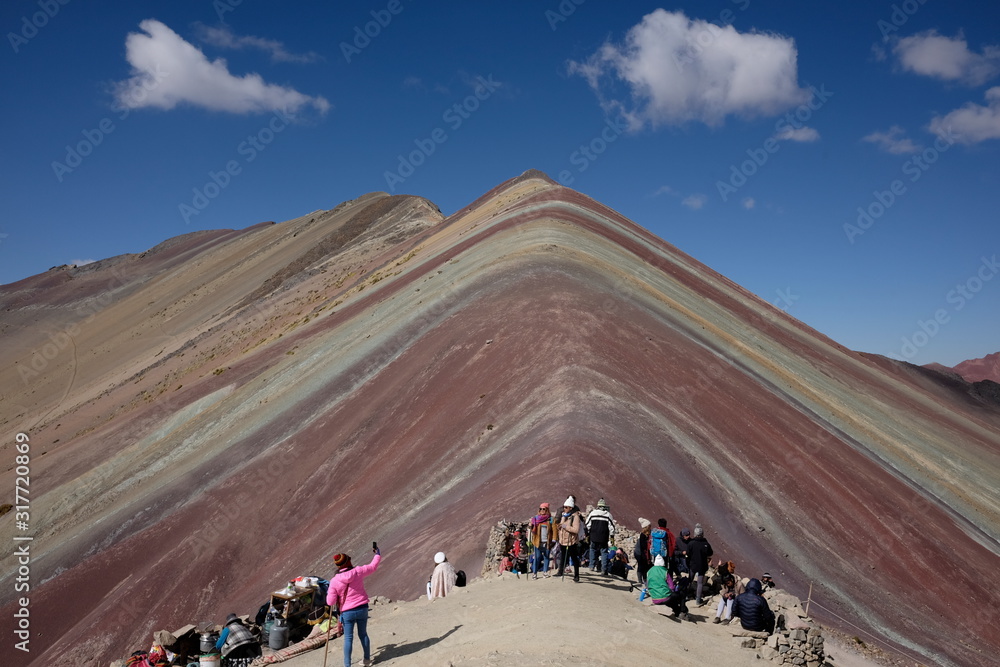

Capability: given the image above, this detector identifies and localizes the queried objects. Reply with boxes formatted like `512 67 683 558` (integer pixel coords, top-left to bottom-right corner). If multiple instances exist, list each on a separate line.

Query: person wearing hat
529 502 554 579
585 498 616 576
760 572 776 591
327 545 381 667
674 528 692 577
555 496 583 582
214 613 261 660
646 556 690 619
634 518 652 589
428 551 457 599
687 523 714 605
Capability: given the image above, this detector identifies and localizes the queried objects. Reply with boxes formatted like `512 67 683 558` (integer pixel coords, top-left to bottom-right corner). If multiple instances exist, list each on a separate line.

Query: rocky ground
271 570 898 667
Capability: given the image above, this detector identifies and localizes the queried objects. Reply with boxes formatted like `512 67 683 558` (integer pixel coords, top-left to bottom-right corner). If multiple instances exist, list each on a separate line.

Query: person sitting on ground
214 613 262 661
760 572 776 591
646 555 672 605
731 578 776 634
529 502 554 579
713 574 740 624
608 547 632 580
710 559 738 596
429 551 457 599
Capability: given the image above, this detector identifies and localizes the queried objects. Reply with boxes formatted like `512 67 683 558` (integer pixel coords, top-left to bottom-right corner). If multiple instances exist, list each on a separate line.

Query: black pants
558 543 580 580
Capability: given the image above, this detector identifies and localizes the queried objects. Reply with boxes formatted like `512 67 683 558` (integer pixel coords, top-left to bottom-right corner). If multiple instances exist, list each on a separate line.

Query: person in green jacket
646 555 691 620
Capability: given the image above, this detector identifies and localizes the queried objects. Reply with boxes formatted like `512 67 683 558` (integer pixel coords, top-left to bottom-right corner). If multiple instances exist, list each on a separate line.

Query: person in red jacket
328 546 381 667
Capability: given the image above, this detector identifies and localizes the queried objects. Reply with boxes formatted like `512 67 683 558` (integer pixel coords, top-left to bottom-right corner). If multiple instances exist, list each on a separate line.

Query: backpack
455 570 466 587
650 529 668 561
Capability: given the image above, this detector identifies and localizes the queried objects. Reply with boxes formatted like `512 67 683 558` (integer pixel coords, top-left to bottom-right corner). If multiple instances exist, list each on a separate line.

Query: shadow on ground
374 624 462 662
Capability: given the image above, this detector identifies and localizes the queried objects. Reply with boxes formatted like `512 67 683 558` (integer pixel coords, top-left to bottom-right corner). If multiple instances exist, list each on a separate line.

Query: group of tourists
526 496 777 633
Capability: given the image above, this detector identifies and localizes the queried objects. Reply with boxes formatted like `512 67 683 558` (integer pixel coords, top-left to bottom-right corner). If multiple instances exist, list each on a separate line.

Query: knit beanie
694 523 703 537
333 553 352 569
654 555 665 567
434 551 446 564
638 517 651 529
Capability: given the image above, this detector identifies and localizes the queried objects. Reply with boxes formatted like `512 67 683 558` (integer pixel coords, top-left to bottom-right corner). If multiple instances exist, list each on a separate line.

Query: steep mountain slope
1 171 997 667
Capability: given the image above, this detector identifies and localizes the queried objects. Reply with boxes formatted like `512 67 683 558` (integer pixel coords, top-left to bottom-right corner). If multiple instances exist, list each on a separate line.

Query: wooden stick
321 610 333 667
804 582 813 617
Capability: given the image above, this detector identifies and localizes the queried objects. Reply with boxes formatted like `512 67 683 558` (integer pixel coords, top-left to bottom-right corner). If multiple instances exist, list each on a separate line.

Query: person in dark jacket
634 518 652 588
686 523 714 604
585 498 615 575
731 578 775 633
674 527 691 576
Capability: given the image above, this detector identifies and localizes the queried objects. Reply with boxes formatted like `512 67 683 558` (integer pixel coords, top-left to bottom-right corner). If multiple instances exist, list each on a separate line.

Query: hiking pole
560 543 568 582
321 608 333 667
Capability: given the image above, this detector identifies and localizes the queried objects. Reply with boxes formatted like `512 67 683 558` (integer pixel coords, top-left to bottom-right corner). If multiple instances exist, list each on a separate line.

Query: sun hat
597 498 608 509
434 552 446 564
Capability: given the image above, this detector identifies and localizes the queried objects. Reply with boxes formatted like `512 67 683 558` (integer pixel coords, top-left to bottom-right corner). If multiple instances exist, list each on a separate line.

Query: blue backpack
650 528 669 561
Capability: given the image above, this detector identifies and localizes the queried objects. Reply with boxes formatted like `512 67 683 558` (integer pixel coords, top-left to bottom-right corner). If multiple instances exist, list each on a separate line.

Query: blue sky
2 0 998 367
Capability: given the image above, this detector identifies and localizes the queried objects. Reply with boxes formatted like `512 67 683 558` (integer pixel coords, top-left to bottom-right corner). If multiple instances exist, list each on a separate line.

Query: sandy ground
280 571 892 667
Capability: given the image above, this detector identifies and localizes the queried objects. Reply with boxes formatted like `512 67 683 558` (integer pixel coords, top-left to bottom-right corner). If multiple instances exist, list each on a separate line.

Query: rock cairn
730 587 828 665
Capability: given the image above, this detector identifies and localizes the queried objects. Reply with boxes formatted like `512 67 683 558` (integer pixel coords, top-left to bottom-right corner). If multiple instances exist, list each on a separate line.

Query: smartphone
372 541 378 552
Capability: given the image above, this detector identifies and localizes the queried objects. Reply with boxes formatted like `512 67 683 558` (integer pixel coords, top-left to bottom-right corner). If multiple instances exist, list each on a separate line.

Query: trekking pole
321 607 334 667
560 542 568 582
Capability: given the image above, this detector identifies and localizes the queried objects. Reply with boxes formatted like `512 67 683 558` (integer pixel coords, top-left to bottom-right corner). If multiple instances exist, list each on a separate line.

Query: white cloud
682 194 707 210
113 19 330 115
862 125 920 154
651 184 678 197
194 24 320 63
929 87 1000 144
741 197 755 210
774 125 820 142
893 30 1000 85
569 9 810 128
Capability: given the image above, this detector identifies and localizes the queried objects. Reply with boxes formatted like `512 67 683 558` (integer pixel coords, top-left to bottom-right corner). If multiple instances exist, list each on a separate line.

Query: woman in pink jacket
327 547 381 667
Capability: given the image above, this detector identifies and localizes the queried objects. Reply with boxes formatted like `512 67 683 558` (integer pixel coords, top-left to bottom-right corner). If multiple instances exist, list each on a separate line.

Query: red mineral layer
0 171 997 667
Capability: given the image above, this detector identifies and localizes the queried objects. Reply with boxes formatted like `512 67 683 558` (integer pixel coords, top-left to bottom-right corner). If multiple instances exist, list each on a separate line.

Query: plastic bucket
198 654 220 667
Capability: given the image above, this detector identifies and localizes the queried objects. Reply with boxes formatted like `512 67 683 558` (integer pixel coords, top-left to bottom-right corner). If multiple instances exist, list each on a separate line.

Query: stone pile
729 587 828 666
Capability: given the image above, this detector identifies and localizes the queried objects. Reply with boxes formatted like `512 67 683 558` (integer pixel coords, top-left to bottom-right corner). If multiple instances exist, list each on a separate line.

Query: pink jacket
328 554 381 612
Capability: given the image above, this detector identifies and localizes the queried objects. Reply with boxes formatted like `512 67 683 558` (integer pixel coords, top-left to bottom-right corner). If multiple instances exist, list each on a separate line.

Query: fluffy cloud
113 19 330 115
862 125 920 154
929 87 1000 144
569 9 810 128
774 125 820 142
893 31 1000 85
682 194 707 210
194 24 321 64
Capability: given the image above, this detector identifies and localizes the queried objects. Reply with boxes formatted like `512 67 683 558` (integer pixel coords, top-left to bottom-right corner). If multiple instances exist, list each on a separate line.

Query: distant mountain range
947 351 1000 384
